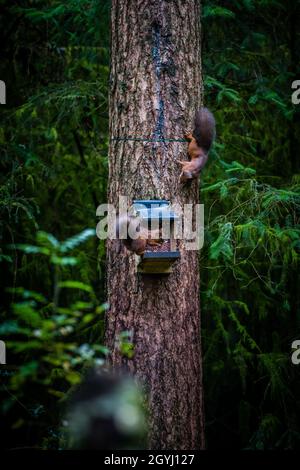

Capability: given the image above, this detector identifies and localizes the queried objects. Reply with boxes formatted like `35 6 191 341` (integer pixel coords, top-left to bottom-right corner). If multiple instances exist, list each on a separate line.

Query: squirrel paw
147 238 163 247
179 170 193 184
184 130 193 140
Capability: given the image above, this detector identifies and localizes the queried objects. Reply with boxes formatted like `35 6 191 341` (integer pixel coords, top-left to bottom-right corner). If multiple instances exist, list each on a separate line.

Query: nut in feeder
132 200 181 274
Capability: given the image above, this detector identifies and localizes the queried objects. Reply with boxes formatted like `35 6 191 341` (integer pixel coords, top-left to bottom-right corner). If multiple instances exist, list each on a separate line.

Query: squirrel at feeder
178 107 216 183
116 215 162 256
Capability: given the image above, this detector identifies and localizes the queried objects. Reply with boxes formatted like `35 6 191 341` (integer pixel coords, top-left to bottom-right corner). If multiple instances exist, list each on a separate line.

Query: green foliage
117 331 135 359
1 0 300 451
1 231 108 447
202 0 300 449
0 0 110 449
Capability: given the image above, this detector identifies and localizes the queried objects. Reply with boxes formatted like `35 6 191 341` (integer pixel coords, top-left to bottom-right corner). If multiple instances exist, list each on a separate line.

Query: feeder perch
132 199 181 274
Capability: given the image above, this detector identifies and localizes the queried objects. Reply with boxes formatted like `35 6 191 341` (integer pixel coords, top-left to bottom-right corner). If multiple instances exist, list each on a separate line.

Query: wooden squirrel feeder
133 199 180 274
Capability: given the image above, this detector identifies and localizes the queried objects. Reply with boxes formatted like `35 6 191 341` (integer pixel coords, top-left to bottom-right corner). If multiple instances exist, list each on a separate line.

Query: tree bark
106 0 205 450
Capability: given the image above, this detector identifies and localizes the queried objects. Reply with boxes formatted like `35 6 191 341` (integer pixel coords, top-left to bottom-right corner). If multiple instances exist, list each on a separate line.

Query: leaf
58 280 93 293
210 223 233 261
60 229 96 252
12 244 50 256
0 254 13 263
36 231 60 249
8 340 43 353
66 371 81 385
13 302 42 327
203 6 235 19
6 287 47 303
201 182 223 193
0 321 30 335
50 255 78 265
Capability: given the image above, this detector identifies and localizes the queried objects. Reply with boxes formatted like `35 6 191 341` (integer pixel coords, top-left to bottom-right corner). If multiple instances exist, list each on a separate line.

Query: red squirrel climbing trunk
106 0 205 449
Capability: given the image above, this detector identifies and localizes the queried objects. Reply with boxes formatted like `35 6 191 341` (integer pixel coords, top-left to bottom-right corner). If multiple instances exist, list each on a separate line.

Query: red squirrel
179 107 216 183
116 215 162 255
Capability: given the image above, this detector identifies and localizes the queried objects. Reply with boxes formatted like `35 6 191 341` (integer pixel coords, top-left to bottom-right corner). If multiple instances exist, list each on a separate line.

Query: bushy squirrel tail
193 107 216 153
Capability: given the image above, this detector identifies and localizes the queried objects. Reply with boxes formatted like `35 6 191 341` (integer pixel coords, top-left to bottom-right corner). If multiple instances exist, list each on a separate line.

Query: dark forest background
0 0 300 449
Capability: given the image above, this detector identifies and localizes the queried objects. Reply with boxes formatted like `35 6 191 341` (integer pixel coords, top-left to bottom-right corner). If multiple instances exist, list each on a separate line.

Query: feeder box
132 199 180 274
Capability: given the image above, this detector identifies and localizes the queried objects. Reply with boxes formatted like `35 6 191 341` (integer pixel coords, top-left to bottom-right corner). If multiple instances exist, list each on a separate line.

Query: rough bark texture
106 0 205 450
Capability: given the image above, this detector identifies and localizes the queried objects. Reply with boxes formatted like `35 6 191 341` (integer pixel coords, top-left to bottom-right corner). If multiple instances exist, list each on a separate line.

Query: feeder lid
132 199 178 221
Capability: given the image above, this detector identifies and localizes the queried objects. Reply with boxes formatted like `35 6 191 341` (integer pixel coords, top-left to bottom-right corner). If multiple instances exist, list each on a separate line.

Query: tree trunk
106 0 204 450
